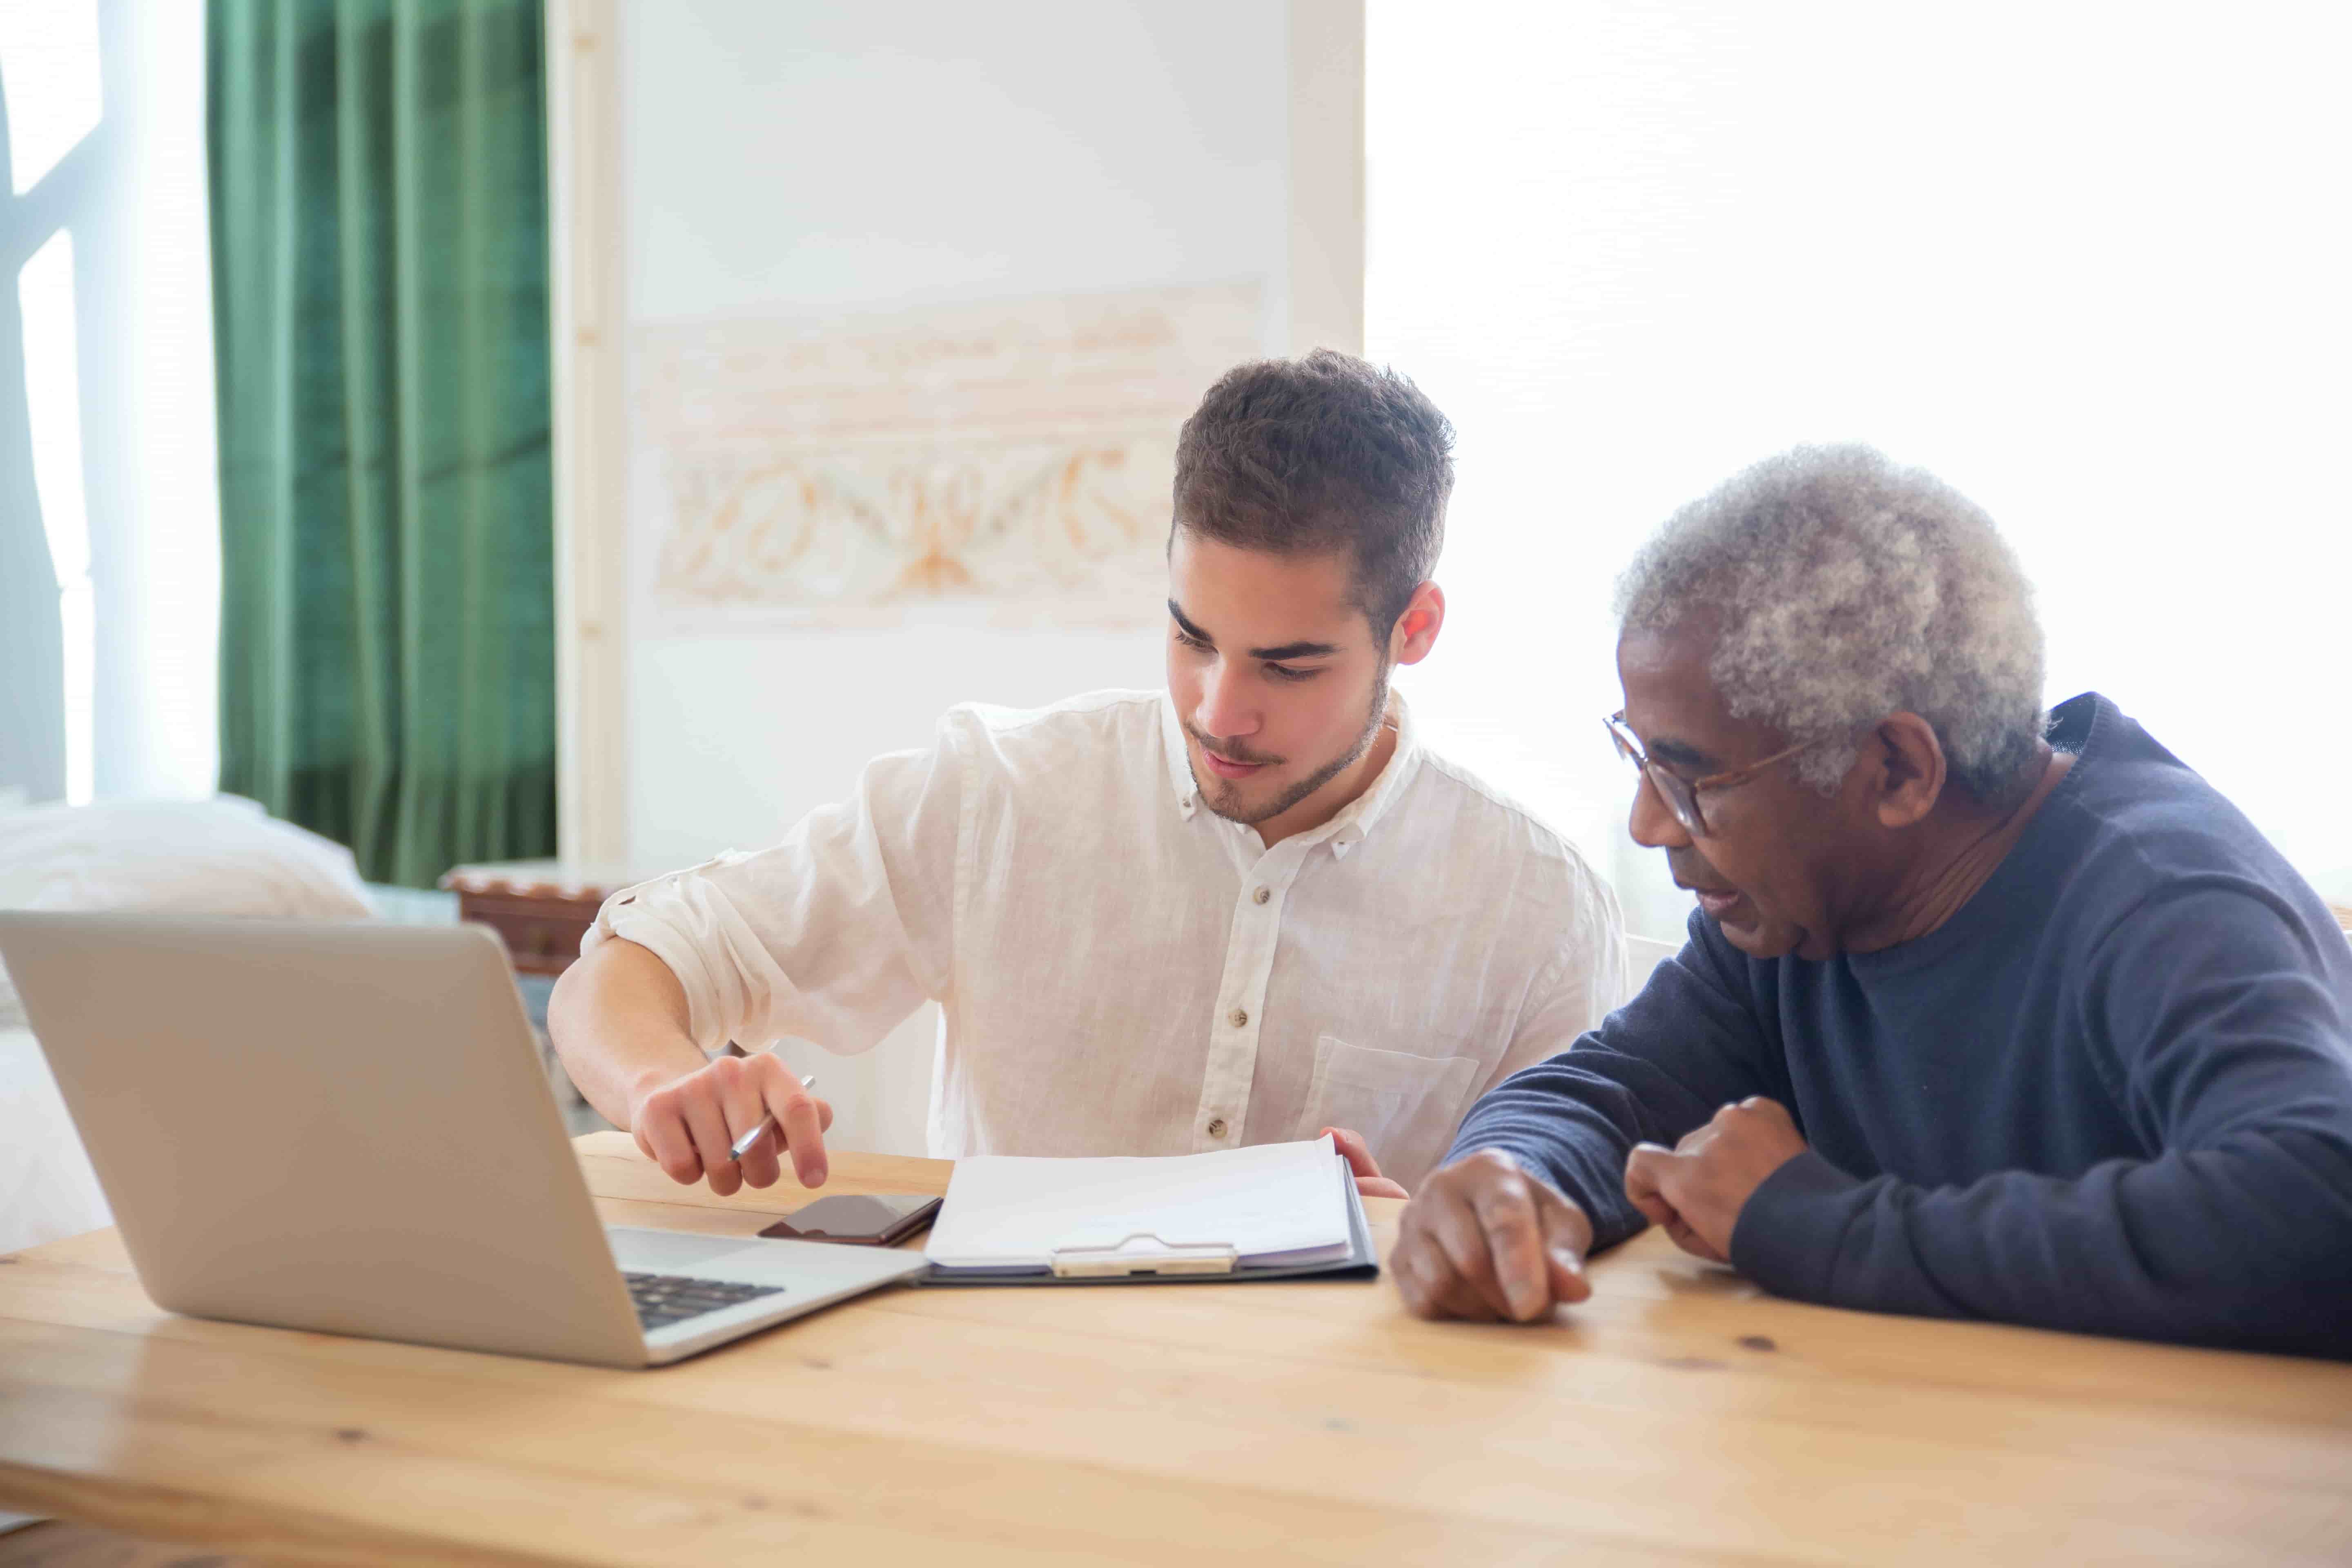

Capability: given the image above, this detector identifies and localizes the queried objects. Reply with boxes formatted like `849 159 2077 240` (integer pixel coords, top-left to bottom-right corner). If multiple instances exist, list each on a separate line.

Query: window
16 229 92 804
0 0 102 196
1370 2 2352 934
2 0 219 805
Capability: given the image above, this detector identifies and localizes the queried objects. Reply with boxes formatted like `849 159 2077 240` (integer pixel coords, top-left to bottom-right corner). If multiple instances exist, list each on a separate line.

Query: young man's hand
1321 1125 1410 1198
628 1051 832 1197
1389 1149 1593 1322
1622 1097 1806 1263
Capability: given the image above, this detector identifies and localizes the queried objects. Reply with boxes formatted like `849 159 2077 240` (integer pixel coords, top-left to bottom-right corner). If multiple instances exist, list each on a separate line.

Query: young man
1390 443 2352 1355
549 350 1626 1198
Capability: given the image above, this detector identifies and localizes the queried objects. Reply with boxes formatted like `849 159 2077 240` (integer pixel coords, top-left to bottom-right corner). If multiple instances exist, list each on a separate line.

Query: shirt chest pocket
1292 1034 1481 1179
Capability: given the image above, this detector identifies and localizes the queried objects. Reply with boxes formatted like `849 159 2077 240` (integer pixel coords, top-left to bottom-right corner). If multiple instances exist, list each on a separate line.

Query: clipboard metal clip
1049 1235 1240 1278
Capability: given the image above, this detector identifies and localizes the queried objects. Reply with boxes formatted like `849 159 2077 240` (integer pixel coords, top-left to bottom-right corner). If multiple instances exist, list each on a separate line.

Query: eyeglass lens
1610 719 1702 833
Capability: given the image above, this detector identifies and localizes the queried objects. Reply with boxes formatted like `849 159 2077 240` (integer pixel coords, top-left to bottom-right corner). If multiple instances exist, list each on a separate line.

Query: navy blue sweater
1447 693 2352 1356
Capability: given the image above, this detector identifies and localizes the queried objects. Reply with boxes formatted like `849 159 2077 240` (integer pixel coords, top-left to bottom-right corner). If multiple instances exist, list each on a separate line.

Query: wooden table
4 1135 2348 1566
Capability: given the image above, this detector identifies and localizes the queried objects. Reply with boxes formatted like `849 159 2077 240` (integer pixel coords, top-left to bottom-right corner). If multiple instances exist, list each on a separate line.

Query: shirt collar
1310 685 1421 857
1156 686 1424 854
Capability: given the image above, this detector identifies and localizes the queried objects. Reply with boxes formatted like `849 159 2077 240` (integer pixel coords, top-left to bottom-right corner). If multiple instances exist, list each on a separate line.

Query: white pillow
0 795 374 1027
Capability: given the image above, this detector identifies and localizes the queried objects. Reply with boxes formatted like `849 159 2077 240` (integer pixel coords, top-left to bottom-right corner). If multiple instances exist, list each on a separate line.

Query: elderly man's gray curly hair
1614 443 2046 805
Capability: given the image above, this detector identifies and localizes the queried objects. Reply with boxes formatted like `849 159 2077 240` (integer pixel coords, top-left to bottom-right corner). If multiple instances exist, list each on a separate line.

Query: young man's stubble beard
1187 659 1395 828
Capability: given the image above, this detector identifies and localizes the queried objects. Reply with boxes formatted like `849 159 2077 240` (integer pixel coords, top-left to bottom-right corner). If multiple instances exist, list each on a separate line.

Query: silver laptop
0 911 927 1367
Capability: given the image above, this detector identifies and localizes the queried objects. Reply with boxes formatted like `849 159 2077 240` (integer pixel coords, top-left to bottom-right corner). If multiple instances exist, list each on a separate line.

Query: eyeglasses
1604 710 1820 838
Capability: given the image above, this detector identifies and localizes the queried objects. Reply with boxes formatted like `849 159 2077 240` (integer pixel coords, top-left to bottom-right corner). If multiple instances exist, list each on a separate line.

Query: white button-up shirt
585 688 1626 1189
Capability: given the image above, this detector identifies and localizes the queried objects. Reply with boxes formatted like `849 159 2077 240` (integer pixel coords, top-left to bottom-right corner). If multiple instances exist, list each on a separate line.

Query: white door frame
1290 0 1366 356
543 0 628 863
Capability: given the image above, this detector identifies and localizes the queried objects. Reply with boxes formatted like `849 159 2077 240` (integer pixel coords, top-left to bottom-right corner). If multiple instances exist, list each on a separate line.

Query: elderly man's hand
1622 1097 1806 1263
1390 1150 1593 1322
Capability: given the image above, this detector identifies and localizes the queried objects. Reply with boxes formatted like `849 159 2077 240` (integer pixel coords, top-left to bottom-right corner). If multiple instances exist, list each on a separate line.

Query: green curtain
209 0 557 886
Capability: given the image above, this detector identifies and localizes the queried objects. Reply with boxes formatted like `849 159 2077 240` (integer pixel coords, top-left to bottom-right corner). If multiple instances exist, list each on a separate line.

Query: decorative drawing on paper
639 284 1263 626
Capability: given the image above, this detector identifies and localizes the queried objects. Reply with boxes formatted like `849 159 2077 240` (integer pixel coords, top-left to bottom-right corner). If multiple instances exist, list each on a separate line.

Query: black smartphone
758 1193 942 1247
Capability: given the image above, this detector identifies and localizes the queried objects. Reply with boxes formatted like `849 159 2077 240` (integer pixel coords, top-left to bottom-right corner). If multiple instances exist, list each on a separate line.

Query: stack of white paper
924 1135 1354 1274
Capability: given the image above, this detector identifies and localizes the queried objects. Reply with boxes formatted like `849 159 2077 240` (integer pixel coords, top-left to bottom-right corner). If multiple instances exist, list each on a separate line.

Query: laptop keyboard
623 1271 785 1332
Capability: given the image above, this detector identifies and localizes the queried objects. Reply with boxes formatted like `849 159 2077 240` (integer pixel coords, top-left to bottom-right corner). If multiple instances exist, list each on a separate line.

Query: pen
728 1073 817 1162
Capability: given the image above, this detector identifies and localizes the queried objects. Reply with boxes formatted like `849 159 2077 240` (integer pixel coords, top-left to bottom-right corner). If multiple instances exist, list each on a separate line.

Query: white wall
612 0 1302 1151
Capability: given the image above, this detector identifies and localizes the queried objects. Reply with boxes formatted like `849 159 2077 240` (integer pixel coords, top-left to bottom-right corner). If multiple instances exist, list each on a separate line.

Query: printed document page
924 1135 1352 1272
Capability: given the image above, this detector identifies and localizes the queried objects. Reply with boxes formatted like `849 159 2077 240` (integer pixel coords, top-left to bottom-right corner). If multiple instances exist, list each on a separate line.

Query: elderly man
1392 443 2352 1354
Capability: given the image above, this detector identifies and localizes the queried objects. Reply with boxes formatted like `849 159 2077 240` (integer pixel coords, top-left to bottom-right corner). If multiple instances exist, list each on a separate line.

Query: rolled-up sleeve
582 725 965 1056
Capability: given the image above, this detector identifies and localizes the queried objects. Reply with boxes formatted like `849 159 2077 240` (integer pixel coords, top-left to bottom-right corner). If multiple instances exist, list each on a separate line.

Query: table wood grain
2 1133 2346 1566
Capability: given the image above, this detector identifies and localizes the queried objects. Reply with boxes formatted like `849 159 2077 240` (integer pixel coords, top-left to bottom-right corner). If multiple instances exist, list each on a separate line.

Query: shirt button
1207 1118 1228 1137
1252 886 1270 905
1228 1008 1249 1029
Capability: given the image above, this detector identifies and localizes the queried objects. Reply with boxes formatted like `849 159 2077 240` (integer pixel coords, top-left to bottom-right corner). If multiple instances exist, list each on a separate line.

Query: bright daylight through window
0 0 100 196
1369 1 2352 937
3 0 218 806
4 0 104 806
17 230 92 805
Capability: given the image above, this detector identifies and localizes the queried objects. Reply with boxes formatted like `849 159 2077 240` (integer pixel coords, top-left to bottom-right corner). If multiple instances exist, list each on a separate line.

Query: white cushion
0 795 373 1027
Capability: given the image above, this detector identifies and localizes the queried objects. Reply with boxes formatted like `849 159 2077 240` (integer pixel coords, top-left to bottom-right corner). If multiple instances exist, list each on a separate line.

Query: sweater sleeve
1442 913 1782 1250
1730 885 2352 1356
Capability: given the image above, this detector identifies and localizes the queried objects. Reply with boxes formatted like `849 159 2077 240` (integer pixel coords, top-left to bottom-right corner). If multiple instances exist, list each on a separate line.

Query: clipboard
915 1149 1380 1288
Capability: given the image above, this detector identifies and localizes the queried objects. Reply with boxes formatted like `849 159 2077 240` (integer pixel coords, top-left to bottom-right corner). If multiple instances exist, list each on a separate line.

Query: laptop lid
0 913 648 1368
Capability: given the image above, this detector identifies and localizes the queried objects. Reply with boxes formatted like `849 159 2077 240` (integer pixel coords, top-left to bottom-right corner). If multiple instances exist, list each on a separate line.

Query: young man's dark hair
1171 348 1455 635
